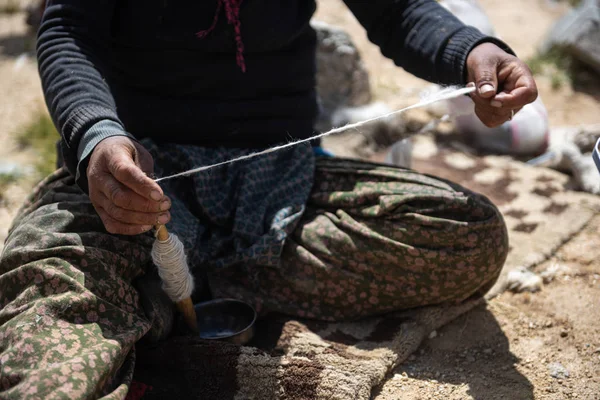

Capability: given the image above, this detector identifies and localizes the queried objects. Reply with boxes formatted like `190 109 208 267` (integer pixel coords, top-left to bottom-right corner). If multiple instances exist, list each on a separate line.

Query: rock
313 20 372 131
541 263 573 283
506 266 543 293
428 330 438 339
560 330 569 338
541 0 600 75
549 362 570 379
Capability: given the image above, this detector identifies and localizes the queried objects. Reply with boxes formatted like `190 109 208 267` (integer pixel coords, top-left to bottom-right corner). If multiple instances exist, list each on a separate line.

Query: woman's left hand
466 42 538 128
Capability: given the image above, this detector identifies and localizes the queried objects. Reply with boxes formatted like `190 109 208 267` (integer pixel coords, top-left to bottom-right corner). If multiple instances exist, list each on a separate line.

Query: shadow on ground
374 304 534 400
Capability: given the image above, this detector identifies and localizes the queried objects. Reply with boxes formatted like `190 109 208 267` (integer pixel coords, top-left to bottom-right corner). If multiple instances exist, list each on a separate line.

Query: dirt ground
0 0 599 399
312 1 600 399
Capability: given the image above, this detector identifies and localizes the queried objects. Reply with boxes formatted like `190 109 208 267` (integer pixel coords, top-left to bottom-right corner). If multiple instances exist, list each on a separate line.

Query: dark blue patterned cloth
143 139 316 271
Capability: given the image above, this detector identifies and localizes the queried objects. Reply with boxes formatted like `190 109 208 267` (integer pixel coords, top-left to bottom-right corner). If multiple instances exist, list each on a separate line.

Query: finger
96 172 172 213
134 143 155 176
491 86 538 109
95 206 154 236
95 192 171 226
470 59 499 99
108 151 163 201
474 106 513 128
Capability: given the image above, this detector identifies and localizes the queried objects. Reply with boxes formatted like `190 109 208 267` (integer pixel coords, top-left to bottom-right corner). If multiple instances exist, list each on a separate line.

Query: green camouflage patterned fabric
0 145 507 399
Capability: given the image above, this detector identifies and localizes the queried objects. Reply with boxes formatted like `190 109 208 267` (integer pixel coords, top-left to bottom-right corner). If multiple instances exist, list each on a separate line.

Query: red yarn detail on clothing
196 0 246 73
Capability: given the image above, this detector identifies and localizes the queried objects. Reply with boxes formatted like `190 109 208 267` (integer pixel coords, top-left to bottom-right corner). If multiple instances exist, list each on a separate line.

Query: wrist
464 40 516 82
75 120 133 193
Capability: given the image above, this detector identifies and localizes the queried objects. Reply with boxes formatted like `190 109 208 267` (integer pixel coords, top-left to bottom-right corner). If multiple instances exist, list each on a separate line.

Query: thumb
107 139 163 201
471 58 499 99
132 141 155 177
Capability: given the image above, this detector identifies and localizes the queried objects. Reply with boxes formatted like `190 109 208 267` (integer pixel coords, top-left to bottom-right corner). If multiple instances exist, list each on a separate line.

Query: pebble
560 330 569 338
429 330 438 339
549 362 570 379
483 348 493 355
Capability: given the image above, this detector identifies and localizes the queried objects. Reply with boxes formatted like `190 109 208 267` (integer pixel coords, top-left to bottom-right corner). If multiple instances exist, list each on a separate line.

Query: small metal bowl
194 299 256 345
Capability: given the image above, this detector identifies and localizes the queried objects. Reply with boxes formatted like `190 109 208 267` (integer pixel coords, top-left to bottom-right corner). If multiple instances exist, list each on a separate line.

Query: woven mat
411 135 600 297
133 297 482 399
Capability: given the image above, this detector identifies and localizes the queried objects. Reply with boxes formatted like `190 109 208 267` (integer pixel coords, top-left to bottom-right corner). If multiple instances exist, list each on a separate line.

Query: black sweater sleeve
343 0 514 85
37 0 125 183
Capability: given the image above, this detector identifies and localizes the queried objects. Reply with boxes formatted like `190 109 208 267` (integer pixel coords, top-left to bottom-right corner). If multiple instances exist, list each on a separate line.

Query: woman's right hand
87 136 171 235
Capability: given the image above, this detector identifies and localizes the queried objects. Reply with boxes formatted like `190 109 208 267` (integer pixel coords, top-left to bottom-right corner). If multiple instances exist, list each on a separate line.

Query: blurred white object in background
449 94 550 155
438 0 550 156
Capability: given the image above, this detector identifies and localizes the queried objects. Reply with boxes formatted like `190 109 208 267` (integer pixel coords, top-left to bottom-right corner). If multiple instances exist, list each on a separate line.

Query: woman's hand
87 136 171 235
466 42 538 128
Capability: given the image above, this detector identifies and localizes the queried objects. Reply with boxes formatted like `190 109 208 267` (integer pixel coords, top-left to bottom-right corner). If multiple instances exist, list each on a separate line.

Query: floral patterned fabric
0 143 507 399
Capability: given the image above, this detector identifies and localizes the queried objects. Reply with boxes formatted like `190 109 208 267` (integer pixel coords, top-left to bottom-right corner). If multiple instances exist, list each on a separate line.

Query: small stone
549 362 570 379
560 330 569 338
483 348 493 355
429 330 438 339
507 267 543 292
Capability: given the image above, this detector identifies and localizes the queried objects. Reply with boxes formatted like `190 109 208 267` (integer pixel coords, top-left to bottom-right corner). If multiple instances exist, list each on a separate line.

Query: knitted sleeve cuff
75 119 136 193
438 25 516 85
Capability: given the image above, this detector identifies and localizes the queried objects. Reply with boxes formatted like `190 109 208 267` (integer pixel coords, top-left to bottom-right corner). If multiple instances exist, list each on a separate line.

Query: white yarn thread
155 85 476 182
151 232 195 303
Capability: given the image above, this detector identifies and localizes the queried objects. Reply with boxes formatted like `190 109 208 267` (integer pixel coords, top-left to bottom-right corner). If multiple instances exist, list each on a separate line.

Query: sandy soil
314 1 600 398
0 12 45 251
0 1 599 399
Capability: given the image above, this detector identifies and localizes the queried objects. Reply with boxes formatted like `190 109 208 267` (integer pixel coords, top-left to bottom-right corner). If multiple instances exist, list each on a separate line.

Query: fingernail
479 84 495 95
467 82 476 88
141 225 152 232
158 213 170 225
491 100 502 108
150 191 162 201
160 201 171 211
